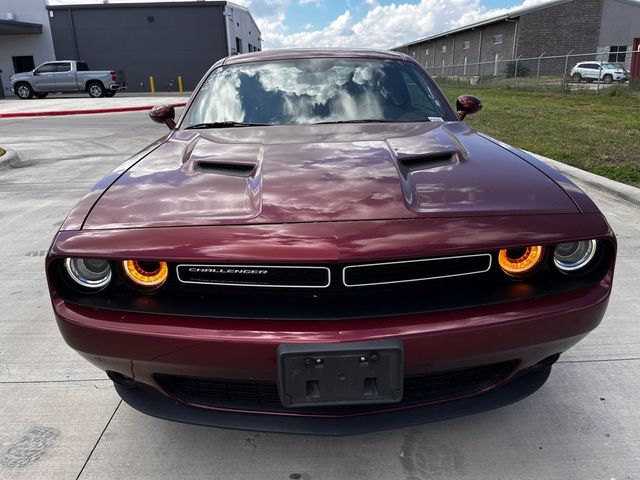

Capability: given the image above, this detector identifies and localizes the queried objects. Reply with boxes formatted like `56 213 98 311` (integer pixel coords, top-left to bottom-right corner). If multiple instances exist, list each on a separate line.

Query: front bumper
52 275 611 433
115 365 552 435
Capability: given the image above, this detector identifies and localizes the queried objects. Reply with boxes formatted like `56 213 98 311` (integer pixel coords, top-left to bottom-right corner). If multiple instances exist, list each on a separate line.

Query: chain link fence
428 49 639 96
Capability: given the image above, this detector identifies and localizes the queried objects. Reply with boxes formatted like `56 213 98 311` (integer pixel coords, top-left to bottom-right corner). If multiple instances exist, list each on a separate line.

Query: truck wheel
87 82 105 98
104 90 116 97
15 83 34 99
603 74 613 84
34 92 48 99
571 73 581 83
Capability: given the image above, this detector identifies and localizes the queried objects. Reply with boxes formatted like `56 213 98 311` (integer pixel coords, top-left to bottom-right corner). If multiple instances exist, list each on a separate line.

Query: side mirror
456 95 483 121
149 104 176 130
33 70 39 76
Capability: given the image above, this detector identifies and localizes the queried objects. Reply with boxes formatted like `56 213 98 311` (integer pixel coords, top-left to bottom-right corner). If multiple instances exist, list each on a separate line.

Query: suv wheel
15 83 34 99
87 82 105 98
571 73 581 83
602 74 613 84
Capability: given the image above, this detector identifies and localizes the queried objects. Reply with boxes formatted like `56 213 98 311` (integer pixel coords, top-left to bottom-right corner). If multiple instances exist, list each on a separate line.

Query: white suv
570 61 628 84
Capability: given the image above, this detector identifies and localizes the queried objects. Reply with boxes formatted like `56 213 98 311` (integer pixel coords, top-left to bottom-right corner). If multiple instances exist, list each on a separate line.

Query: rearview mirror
149 104 176 130
455 95 483 121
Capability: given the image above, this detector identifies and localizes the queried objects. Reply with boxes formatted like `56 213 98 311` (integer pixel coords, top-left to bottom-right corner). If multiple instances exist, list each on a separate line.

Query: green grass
443 87 640 187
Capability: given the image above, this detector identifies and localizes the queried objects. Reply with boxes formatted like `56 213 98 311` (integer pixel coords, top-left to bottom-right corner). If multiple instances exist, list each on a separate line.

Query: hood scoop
181 134 261 177
195 161 257 177
397 152 459 176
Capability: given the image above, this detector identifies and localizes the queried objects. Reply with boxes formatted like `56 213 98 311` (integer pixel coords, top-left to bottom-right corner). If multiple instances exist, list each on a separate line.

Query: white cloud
257 0 557 50
47 0 558 50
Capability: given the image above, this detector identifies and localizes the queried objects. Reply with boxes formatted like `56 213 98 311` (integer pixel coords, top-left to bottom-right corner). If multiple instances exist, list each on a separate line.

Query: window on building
493 34 503 45
235 37 243 54
12 56 34 74
411 51 416 57
463 40 470 50
608 45 627 63
425 48 429 55
441 45 447 53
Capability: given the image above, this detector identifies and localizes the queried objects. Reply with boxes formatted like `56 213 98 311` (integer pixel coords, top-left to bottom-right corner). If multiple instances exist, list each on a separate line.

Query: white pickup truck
9 60 126 99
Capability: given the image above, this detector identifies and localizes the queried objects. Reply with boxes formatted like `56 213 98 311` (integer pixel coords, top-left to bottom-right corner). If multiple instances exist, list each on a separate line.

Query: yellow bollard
149 76 156 94
178 75 184 93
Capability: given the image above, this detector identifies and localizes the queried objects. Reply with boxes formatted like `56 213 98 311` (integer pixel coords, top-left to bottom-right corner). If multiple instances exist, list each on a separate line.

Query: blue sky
283 0 522 35
248 0 554 49
49 0 555 49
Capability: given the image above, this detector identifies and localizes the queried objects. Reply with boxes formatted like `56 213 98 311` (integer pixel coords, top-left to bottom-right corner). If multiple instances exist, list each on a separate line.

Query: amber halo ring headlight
122 260 169 289
64 258 112 289
498 246 544 277
553 240 597 273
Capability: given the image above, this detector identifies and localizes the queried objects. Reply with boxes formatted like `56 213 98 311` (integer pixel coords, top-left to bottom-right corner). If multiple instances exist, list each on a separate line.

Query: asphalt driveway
0 111 638 480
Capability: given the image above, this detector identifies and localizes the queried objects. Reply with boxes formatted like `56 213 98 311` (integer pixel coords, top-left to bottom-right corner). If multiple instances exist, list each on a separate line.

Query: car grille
177 264 330 288
155 361 516 415
343 253 492 287
176 254 491 289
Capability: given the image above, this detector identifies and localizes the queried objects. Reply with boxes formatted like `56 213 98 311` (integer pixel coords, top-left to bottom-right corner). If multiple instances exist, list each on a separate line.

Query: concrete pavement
0 112 638 479
0 93 189 118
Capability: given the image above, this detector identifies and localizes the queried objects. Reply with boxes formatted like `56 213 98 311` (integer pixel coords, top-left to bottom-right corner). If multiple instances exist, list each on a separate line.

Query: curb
0 147 20 169
0 102 187 119
529 151 640 208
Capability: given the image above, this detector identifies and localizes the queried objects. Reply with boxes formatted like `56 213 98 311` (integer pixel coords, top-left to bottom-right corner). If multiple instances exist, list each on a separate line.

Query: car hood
83 122 578 229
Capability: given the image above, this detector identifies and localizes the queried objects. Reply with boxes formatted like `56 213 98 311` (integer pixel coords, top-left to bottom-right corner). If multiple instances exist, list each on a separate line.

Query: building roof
394 0 579 49
46 1 261 35
0 19 43 36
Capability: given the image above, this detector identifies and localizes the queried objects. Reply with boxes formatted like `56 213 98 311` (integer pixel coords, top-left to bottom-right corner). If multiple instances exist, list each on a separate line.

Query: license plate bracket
277 340 403 407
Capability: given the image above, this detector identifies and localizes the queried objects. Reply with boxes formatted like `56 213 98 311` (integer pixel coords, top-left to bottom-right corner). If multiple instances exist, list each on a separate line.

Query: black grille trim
343 253 492 287
176 264 331 288
155 361 516 415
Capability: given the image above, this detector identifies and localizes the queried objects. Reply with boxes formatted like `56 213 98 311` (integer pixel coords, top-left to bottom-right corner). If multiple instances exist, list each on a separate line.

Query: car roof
223 48 409 66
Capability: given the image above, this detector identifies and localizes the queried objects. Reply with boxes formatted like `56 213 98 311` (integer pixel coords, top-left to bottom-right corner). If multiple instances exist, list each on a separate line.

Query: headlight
498 246 544 277
553 240 597 272
122 260 168 289
65 258 112 289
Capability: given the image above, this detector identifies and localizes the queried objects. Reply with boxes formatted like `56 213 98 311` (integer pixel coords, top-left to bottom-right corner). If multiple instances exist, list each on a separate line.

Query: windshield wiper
312 119 387 125
185 121 270 129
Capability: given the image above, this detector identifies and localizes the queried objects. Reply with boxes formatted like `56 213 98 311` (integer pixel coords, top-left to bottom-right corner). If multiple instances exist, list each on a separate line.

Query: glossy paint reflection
83 122 579 230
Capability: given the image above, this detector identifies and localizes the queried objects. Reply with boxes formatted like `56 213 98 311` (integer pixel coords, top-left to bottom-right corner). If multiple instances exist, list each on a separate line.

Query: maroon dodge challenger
46 49 616 435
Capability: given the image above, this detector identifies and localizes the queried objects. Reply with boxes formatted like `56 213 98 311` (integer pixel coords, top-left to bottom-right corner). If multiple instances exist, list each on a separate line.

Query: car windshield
182 58 453 127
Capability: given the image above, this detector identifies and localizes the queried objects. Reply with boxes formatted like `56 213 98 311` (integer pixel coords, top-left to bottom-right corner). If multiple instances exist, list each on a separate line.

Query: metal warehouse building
0 0 56 97
393 0 640 78
46 1 261 92
0 1 261 96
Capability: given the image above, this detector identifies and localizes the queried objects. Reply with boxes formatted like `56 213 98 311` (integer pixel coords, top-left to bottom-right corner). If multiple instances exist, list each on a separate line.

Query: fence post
562 49 574 93
514 55 521 90
596 47 607 95
535 51 545 91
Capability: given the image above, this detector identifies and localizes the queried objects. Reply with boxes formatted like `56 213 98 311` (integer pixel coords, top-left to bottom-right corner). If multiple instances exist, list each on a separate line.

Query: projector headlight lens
65 258 112 289
553 240 597 272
